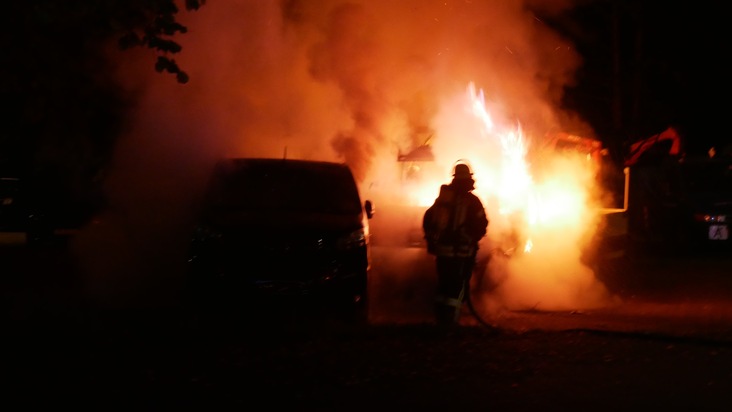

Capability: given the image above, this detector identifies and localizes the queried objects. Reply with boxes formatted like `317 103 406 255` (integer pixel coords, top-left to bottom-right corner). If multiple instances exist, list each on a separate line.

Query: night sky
554 0 729 156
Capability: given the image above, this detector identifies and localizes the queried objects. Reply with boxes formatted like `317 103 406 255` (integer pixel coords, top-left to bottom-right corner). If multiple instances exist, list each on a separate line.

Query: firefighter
423 162 489 326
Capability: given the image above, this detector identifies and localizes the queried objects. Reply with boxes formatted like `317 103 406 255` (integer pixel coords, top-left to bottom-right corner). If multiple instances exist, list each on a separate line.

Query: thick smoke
71 0 611 313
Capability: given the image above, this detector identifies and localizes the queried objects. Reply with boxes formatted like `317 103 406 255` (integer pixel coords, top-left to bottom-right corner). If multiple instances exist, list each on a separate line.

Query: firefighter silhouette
423 161 489 325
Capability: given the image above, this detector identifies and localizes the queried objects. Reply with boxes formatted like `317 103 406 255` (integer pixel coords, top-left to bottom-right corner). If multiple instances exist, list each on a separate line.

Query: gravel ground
4 242 732 410
5 306 732 411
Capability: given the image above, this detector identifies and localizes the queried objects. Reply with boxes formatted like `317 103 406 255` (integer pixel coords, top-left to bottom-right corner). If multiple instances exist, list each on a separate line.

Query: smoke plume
71 0 615 314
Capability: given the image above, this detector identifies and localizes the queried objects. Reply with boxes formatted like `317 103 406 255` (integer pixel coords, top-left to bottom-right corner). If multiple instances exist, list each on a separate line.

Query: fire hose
462 255 500 332
464 277 497 331
460 243 525 332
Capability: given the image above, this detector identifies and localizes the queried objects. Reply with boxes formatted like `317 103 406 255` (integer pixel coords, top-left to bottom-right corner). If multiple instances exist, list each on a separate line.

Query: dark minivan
186 158 374 320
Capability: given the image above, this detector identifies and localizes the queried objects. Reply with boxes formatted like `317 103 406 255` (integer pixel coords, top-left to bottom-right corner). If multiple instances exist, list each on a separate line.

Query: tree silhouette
0 1 205 230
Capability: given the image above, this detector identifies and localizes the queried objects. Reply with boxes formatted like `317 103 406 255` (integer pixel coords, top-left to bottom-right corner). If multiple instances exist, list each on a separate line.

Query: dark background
551 0 729 157
1 0 729 229
3 4 732 407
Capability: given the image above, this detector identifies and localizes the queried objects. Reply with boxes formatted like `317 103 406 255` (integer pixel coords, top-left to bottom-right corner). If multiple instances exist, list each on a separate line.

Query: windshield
205 160 363 215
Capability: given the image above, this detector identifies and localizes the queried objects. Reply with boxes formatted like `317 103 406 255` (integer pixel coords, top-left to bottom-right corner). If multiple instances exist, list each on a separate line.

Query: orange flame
367 81 613 313
394 82 601 257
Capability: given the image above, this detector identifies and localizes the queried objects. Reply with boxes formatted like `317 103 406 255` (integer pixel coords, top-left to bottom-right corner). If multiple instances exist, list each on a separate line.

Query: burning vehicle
394 142 440 247
367 140 442 249
371 127 618 258
363 82 627 312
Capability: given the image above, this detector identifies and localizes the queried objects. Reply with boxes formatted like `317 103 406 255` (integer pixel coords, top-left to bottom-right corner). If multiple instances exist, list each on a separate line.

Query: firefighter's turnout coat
423 179 488 324
423 183 488 257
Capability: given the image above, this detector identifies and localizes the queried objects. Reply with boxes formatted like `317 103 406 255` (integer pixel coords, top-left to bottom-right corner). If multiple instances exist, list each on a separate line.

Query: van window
205 160 362 215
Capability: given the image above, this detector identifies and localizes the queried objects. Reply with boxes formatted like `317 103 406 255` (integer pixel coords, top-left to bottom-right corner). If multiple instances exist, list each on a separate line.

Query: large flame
372 82 617 313
408 82 599 256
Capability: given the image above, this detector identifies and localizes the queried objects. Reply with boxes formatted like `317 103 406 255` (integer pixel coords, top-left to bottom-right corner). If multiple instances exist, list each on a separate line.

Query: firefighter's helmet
452 162 473 180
